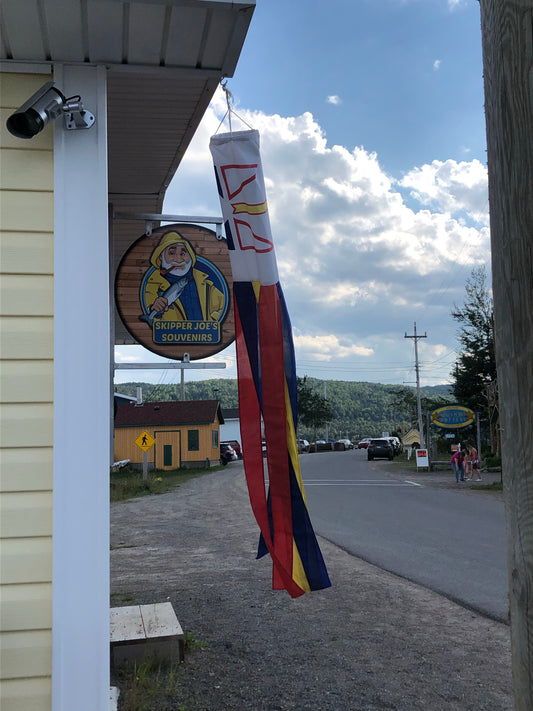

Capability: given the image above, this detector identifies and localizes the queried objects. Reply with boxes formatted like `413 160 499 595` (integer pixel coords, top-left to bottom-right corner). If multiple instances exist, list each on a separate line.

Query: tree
389 386 451 427
450 266 496 425
297 377 333 443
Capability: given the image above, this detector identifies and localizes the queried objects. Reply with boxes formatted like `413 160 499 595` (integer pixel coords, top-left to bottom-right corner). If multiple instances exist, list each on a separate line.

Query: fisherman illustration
139 231 225 327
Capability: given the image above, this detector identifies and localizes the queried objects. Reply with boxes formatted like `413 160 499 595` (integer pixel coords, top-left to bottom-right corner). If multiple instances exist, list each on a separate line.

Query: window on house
212 430 218 448
188 429 199 451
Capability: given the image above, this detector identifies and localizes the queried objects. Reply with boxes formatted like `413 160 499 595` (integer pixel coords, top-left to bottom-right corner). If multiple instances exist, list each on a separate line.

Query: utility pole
324 381 328 442
480 1 533 707
405 323 427 447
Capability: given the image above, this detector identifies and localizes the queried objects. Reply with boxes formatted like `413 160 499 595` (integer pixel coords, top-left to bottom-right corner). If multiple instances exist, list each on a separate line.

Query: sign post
135 431 155 480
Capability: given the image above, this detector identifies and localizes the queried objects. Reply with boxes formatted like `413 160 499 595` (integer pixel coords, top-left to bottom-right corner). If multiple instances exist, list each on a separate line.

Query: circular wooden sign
115 223 234 360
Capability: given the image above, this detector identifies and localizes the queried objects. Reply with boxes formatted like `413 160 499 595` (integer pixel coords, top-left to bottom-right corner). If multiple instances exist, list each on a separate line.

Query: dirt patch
111 464 512 710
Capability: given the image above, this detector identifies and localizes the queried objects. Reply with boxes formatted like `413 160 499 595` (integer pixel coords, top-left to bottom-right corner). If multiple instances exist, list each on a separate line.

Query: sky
115 0 490 389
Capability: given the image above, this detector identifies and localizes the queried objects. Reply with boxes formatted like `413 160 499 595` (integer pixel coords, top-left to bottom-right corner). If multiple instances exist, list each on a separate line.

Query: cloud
326 95 342 105
433 59 441 71
157 89 490 385
293 333 374 361
399 159 489 225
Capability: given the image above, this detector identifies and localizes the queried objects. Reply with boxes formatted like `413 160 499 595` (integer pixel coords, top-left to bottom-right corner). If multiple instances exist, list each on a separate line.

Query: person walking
451 449 466 482
466 444 482 481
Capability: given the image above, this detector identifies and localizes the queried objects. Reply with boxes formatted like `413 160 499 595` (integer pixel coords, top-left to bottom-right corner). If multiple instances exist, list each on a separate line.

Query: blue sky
115 0 490 389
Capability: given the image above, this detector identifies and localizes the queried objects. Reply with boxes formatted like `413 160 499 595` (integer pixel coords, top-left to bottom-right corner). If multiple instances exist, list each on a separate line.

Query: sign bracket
114 212 225 240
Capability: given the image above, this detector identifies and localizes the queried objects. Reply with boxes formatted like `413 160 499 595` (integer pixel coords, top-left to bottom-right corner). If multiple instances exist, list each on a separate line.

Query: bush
484 454 501 468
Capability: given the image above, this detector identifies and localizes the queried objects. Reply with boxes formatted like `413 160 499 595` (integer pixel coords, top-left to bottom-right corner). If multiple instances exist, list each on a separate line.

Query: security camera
6 81 95 139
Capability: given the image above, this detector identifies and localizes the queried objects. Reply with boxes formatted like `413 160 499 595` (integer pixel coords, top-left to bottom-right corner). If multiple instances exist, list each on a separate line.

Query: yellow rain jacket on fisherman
144 232 225 321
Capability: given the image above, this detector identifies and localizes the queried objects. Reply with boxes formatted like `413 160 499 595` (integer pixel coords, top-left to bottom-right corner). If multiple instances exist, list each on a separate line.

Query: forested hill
115 378 453 442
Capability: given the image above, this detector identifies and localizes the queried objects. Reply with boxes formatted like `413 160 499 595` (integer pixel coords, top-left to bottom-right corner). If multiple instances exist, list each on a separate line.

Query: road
299 449 509 621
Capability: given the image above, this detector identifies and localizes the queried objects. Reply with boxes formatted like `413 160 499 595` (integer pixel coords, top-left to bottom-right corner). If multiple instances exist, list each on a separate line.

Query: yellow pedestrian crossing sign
135 431 155 452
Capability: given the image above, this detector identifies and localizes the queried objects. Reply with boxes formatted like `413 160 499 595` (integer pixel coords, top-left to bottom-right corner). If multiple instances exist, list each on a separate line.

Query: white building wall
220 418 241 443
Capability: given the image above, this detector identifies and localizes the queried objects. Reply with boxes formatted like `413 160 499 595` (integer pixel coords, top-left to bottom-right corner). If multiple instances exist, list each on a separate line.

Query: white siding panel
0 492 53 538
0 447 53 492
0 404 53 448
44 0 85 63
0 233 53 274
0 583 52 631
0 630 52 679
0 191 53 232
0 274 53 316
0 317 53 360
0 149 54 191
0 3 46 63
165 7 205 65
87 1 123 64
0 677 51 711
128 4 168 65
0 361 53 403
0 537 52 584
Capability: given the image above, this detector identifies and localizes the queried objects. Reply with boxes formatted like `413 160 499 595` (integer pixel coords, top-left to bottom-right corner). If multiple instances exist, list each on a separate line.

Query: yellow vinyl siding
0 233 54 274
0 538 53 585
0 149 54 191
0 492 53 538
0 677 51 711
0 448 53 492
0 404 54 448
0 362 54 402
1 583 53 631
0 317 53 360
0 630 52 678
0 191 54 232
0 274 54 316
1 72 54 707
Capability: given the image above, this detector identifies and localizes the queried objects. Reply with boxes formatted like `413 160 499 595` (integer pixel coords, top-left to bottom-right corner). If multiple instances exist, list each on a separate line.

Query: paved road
299 449 509 621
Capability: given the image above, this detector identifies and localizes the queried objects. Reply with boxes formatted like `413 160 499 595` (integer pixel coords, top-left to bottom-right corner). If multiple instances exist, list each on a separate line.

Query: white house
0 2 254 709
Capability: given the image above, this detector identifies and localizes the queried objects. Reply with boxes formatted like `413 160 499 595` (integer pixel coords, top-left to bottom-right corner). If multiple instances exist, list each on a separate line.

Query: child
466 445 482 481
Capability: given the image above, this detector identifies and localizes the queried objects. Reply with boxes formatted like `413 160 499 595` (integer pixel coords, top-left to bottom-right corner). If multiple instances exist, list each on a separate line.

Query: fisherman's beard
161 255 192 277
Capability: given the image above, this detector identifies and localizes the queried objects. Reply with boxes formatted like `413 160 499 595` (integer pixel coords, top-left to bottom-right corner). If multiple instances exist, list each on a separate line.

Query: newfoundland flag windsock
210 129 331 597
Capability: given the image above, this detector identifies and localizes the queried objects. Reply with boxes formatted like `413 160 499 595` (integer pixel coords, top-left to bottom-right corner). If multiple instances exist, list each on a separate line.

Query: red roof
114 400 223 427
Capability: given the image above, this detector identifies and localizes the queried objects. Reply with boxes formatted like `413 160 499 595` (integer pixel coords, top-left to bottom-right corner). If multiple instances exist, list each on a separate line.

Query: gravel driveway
110 462 512 710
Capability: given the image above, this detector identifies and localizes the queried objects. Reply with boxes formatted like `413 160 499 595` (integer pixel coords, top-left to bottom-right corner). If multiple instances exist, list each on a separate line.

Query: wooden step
110 602 184 666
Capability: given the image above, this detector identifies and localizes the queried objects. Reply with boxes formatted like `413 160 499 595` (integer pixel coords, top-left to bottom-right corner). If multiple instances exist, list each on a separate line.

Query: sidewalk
110 462 512 710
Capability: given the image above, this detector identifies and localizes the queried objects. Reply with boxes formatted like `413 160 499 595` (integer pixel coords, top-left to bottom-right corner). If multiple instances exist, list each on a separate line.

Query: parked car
220 442 237 465
221 439 242 459
335 439 354 451
358 438 372 449
310 441 333 451
386 437 402 455
367 438 394 461
298 439 310 453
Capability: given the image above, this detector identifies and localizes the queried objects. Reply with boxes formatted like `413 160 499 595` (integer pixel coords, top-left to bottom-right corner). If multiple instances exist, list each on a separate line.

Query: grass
390 453 419 471
470 480 503 492
111 630 208 710
110 465 222 502
114 658 183 711
183 631 209 652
